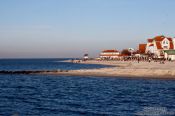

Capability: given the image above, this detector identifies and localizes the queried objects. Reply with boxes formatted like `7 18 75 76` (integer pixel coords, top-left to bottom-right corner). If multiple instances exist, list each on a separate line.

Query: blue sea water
0 59 175 116
0 58 110 71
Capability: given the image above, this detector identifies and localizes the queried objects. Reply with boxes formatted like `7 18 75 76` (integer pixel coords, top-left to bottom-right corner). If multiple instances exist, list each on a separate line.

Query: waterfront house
139 35 175 59
100 49 120 59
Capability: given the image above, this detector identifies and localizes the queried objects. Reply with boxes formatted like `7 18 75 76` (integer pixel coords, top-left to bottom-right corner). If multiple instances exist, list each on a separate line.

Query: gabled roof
139 44 146 54
154 35 165 41
149 36 173 42
167 38 173 41
146 35 174 50
170 41 174 49
102 50 119 53
149 44 154 47
156 42 163 49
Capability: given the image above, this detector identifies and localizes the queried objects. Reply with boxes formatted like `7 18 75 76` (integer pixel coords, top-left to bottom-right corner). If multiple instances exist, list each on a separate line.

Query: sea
0 58 175 116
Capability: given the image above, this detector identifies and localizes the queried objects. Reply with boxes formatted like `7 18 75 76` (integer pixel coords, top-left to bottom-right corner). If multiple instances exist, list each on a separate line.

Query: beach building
164 50 175 60
83 54 89 61
139 35 175 59
100 50 120 59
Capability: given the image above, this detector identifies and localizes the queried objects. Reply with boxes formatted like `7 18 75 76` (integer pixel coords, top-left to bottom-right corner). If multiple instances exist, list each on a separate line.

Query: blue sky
0 0 175 58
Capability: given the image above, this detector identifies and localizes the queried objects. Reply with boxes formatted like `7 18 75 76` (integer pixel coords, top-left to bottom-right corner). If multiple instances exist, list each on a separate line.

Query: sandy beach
1 60 174 79
41 60 175 79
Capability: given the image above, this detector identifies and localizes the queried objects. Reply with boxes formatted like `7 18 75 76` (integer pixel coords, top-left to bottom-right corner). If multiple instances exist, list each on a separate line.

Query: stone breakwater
0 70 69 75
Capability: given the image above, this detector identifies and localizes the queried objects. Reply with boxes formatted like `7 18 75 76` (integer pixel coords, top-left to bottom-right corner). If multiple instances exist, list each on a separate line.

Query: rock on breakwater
0 70 69 75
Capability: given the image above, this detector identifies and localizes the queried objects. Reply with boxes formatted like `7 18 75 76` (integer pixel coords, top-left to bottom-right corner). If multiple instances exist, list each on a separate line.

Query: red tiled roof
149 44 154 46
139 44 146 54
156 42 163 49
100 54 119 56
167 38 172 41
154 35 165 41
147 39 153 43
170 41 174 49
102 50 119 53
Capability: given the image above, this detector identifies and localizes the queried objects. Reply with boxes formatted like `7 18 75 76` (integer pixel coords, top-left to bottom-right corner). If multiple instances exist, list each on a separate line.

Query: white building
100 50 120 59
83 54 89 60
164 50 175 60
145 35 175 58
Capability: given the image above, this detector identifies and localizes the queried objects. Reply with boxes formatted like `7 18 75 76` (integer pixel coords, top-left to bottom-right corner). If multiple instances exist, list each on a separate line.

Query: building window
163 41 168 44
164 46 168 49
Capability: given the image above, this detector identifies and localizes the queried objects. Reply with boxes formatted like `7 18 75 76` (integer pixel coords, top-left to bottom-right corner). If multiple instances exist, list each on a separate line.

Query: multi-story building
139 35 175 60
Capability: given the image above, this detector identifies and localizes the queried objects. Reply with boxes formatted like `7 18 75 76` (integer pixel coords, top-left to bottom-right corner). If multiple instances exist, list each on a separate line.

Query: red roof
156 42 163 49
149 44 154 47
154 35 165 41
102 50 119 53
167 38 172 41
147 39 153 43
100 54 119 56
139 44 146 54
170 41 174 49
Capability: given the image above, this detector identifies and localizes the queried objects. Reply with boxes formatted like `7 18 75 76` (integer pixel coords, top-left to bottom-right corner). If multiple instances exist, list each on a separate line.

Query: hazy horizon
1 0 175 58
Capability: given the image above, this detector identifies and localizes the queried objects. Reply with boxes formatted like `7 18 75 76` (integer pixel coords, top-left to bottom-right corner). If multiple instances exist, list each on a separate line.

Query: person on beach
137 58 140 63
148 57 151 63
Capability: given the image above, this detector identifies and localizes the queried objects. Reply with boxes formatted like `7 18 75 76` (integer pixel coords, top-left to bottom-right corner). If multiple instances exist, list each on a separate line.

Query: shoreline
56 60 175 79
41 70 175 80
1 60 175 79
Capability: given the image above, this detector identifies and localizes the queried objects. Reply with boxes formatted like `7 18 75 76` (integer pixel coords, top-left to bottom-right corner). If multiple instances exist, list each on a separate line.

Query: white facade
145 36 175 58
164 53 175 60
100 50 120 59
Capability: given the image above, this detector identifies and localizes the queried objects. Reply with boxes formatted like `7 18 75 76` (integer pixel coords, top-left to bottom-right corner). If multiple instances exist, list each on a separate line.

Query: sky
0 0 175 58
